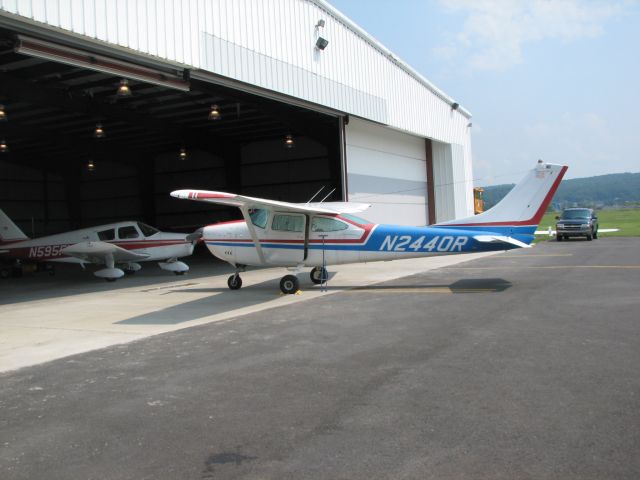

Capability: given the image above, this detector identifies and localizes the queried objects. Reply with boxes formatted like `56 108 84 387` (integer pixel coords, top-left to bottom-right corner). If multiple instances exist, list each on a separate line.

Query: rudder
0 208 28 244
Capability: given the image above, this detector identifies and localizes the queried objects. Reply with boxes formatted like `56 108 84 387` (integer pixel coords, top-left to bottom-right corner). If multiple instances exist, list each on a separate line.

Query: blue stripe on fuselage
206 224 532 253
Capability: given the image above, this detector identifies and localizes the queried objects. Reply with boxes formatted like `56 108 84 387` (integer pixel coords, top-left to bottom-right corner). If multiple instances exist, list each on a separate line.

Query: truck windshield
561 210 590 219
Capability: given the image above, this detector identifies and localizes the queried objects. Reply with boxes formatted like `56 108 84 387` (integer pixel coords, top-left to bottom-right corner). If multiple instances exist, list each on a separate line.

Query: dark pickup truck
556 208 599 241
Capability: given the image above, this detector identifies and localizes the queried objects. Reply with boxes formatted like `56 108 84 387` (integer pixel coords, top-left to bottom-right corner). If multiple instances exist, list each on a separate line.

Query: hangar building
0 0 473 236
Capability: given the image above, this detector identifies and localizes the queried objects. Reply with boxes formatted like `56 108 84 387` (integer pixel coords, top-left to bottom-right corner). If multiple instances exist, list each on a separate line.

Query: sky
328 0 640 186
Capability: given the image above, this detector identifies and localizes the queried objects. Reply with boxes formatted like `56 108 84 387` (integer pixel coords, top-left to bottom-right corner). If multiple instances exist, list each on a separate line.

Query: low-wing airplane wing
534 228 620 235
62 241 150 264
171 189 371 265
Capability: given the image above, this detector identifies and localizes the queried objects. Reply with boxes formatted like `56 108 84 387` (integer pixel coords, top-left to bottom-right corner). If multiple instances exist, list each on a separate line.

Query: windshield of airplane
561 209 590 220
340 213 372 225
137 222 159 236
249 208 269 228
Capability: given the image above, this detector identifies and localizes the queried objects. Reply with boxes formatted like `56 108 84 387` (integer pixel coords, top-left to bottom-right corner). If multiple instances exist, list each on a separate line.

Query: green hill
482 172 640 210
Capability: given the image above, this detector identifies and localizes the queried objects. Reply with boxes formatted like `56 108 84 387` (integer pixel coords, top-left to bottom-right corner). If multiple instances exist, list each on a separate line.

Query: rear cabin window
311 217 348 232
97 228 115 241
118 226 140 239
249 208 269 229
272 214 304 232
138 222 159 237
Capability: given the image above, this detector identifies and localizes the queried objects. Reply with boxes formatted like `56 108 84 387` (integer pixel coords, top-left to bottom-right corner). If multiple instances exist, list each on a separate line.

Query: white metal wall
346 118 427 225
0 0 474 218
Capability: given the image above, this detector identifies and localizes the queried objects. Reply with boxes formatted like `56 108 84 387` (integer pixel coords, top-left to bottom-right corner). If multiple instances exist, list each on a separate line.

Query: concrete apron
0 252 497 372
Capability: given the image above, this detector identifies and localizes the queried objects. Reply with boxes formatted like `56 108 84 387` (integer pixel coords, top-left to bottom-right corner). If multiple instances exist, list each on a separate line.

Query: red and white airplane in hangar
0 212 198 281
171 161 568 294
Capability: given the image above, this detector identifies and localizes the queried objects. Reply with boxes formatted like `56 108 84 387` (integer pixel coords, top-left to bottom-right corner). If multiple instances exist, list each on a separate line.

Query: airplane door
264 212 306 266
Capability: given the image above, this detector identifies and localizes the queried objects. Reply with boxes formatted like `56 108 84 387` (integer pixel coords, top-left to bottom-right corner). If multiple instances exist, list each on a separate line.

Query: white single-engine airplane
0 210 199 281
171 161 567 294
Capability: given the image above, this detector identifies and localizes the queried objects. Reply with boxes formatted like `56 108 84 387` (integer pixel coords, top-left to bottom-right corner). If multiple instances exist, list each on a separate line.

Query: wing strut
239 206 266 265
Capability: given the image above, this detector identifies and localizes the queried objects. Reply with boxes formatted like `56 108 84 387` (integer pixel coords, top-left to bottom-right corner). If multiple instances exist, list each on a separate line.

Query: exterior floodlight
451 102 459 110
0 104 6 121
0 139 7 153
315 37 329 50
316 19 325 28
208 104 221 121
117 78 131 96
93 123 105 138
284 134 295 149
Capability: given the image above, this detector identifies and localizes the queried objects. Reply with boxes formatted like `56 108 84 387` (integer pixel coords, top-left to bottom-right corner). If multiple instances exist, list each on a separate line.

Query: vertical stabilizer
436 162 567 228
0 209 29 244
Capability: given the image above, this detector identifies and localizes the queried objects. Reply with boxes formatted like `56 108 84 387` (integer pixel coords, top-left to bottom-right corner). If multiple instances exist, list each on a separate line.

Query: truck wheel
586 233 593 241
593 230 598 239
557 235 563 242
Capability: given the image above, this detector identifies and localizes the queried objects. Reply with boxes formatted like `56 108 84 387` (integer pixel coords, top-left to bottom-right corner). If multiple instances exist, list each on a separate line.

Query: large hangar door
345 118 428 225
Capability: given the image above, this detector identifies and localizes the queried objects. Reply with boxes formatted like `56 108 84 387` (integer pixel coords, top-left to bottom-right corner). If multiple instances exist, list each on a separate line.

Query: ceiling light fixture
179 147 188 160
117 78 131 96
93 123 106 138
284 134 295 149
87 159 95 171
0 104 7 121
0 139 8 153
208 104 221 121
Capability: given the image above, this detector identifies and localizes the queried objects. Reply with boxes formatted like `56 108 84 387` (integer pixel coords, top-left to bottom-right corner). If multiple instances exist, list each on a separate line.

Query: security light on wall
315 37 329 50
451 102 459 110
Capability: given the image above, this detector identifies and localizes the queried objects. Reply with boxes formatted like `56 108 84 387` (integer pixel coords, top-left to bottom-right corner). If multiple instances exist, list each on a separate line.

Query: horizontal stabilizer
63 241 149 264
535 228 620 235
474 235 531 248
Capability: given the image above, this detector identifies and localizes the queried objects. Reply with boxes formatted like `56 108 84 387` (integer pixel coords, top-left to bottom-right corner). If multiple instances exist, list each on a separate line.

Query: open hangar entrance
0 31 344 237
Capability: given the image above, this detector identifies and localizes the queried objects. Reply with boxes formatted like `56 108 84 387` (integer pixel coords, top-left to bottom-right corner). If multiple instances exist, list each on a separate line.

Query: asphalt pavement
1 237 639 479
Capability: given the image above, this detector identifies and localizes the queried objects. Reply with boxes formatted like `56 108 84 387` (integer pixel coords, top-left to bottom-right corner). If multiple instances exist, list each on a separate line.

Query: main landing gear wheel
310 267 328 285
124 269 136 276
174 271 186 276
227 274 242 290
280 275 300 294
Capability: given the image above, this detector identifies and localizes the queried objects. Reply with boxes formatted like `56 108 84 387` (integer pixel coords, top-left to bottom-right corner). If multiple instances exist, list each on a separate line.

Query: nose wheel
280 275 300 294
227 274 242 290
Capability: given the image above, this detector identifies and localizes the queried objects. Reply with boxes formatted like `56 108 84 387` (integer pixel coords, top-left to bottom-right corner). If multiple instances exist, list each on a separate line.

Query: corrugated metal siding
0 0 474 217
0 0 470 144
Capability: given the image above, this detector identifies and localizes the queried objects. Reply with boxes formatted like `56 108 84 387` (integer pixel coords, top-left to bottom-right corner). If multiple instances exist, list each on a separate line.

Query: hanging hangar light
0 104 7 121
208 104 221 121
93 123 106 138
117 78 131 96
179 147 188 160
284 134 295 149
0 139 8 153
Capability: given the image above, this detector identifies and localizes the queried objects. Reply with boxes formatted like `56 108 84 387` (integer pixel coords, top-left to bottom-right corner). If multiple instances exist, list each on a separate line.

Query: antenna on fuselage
319 188 336 203
306 186 325 204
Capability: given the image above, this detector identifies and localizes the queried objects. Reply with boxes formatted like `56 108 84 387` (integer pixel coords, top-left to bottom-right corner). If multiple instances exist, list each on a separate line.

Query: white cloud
435 0 623 70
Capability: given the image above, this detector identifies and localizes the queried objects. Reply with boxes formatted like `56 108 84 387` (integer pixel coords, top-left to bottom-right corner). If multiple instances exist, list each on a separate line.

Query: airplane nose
170 190 191 199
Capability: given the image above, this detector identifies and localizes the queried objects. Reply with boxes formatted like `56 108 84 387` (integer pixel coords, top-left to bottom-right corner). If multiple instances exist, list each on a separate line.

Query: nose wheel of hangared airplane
310 266 328 285
280 275 300 294
227 274 242 290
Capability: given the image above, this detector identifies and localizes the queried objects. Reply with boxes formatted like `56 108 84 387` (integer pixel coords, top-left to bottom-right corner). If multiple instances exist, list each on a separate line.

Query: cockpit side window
137 222 159 237
249 208 269 229
97 228 115 241
311 216 348 232
272 214 304 232
118 225 140 239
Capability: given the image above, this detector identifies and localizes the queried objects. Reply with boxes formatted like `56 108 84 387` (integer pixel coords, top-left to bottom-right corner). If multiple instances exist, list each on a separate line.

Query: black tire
557 235 563 242
593 230 598 239
280 274 300 294
124 269 136 276
586 233 593 241
227 274 242 290
105 278 117 282
310 266 328 284
174 271 186 276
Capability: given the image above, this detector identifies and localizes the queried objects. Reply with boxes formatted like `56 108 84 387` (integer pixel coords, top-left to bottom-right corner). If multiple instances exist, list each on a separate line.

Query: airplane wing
62 241 150 264
474 235 532 249
170 190 371 215
534 228 620 235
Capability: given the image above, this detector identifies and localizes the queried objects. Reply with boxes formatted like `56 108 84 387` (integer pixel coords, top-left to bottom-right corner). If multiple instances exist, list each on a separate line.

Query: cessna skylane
171 161 567 294
0 210 199 281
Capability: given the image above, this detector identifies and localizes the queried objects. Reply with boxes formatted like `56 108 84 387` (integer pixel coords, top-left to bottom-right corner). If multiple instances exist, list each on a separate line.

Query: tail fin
436 161 567 229
0 209 29 244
